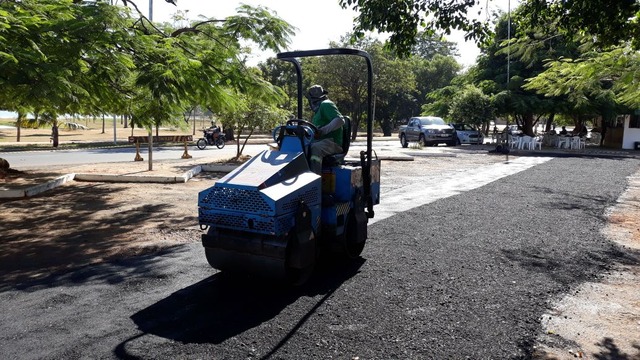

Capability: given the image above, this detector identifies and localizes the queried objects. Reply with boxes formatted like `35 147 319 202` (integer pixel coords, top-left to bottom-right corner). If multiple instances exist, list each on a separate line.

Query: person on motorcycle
307 85 344 174
205 121 222 142
208 121 220 134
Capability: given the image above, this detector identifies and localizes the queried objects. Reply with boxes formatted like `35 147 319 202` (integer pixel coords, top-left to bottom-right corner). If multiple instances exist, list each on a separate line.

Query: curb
0 173 76 199
0 163 242 199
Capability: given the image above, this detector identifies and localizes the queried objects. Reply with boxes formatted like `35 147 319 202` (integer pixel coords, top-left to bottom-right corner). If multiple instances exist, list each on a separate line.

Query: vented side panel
199 186 273 215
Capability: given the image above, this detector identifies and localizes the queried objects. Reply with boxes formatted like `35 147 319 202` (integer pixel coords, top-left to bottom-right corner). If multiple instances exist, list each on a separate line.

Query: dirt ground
534 175 640 359
1 122 639 358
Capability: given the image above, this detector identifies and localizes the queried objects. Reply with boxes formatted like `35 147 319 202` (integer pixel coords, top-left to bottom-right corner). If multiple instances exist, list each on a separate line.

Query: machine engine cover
198 150 322 236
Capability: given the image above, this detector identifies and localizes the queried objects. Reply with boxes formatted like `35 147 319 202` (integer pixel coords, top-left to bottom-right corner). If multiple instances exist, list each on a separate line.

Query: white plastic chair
508 135 520 149
556 136 571 149
571 136 585 150
518 135 532 150
530 135 543 150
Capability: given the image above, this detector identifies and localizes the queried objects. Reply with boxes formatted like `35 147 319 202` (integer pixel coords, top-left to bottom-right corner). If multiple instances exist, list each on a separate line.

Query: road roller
197 48 380 285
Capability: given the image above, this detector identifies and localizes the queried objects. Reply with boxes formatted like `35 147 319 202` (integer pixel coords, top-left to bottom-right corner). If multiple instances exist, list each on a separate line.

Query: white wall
622 117 640 149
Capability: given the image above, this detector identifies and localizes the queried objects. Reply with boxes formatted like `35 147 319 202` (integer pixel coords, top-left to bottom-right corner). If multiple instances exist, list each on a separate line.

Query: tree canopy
340 0 640 56
0 0 294 136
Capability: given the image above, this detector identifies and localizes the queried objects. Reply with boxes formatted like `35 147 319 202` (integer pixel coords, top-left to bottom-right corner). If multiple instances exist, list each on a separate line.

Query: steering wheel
284 119 318 145
286 119 319 133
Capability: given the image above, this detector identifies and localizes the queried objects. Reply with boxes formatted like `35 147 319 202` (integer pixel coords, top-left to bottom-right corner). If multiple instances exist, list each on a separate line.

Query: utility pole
147 0 154 170
505 0 511 163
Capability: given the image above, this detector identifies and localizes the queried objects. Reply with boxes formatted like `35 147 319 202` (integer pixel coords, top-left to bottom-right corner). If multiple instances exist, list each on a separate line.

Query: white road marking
369 156 553 224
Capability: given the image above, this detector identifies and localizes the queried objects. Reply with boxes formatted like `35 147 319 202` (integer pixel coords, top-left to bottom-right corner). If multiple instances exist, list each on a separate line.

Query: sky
149 0 521 68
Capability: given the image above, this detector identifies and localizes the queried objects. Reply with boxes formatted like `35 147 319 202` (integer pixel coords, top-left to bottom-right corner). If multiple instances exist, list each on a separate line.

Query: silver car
451 123 484 145
399 116 456 147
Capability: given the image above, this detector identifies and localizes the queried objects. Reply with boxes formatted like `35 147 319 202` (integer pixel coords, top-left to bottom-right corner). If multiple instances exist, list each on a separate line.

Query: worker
307 85 345 174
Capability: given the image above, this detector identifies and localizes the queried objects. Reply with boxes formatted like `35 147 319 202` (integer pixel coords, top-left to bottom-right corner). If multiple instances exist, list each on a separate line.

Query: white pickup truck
398 116 457 147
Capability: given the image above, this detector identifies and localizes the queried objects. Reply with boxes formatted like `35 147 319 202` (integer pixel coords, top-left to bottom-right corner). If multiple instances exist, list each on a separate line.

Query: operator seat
322 116 351 167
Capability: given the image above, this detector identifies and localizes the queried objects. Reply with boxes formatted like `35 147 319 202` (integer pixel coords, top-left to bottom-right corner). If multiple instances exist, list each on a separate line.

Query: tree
523 48 634 135
411 31 459 59
367 41 419 136
302 37 378 139
0 0 136 143
470 7 585 136
413 55 461 112
217 90 289 158
339 0 640 56
518 0 640 50
506 4 637 136
447 85 494 131
422 84 459 119
258 58 298 112
255 32 461 138
339 0 489 56
0 0 294 158
124 4 294 136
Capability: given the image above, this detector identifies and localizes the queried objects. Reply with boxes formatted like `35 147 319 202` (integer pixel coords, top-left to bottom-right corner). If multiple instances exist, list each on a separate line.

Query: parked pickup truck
398 116 456 147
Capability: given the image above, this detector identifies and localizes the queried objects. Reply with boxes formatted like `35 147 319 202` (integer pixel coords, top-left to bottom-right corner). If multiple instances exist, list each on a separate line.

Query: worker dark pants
309 139 342 174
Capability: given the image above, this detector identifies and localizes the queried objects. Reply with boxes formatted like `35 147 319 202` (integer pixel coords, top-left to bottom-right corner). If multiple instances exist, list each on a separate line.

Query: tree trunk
16 112 26 142
545 113 555 132
51 124 59 148
224 127 235 141
522 113 535 136
381 118 392 136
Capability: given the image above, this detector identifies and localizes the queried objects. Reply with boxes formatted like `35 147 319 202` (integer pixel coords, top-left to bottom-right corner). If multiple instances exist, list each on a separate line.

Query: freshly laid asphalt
1 153 639 358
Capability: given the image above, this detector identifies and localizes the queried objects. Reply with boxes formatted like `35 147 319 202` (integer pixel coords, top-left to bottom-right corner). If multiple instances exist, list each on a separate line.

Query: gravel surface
1 153 639 359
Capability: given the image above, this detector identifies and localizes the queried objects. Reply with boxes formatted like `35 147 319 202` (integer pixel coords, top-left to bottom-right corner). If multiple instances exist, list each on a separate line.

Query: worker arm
318 116 344 136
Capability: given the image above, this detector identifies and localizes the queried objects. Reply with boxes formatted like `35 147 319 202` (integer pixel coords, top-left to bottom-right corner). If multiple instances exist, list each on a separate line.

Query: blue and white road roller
197 48 380 285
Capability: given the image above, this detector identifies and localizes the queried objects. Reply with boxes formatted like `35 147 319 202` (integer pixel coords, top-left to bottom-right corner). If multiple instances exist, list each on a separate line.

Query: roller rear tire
343 211 366 259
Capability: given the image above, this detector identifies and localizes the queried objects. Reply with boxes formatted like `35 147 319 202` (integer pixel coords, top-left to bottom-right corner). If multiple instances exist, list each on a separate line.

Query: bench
128 135 193 161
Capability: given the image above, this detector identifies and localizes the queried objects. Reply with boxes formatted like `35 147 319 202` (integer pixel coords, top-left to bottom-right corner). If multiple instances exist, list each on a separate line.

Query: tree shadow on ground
0 169 68 187
115 258 365 358
592 338 640 360
0 182 196 290
535 337 640 359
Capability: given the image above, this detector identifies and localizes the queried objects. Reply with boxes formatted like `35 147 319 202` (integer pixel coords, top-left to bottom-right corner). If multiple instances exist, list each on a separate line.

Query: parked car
451 123 484 145
398 116 456 147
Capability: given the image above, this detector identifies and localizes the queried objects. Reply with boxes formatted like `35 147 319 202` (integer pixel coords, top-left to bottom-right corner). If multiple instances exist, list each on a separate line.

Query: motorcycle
196 128 226 150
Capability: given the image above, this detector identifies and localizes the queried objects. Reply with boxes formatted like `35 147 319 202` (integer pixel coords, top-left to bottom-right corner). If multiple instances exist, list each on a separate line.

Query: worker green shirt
312 99 343 146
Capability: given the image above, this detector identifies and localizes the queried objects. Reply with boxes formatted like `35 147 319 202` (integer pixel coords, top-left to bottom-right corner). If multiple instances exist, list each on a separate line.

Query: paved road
1 154 638 359
0 138 398 169
0 144 269 169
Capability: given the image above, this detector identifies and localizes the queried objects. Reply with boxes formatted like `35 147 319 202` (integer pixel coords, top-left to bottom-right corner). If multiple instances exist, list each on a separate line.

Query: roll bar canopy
276 48 375 217
276 48 373 162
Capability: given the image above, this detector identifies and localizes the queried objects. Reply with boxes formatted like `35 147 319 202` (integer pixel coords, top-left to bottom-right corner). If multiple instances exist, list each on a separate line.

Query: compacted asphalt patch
1 155 638 359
